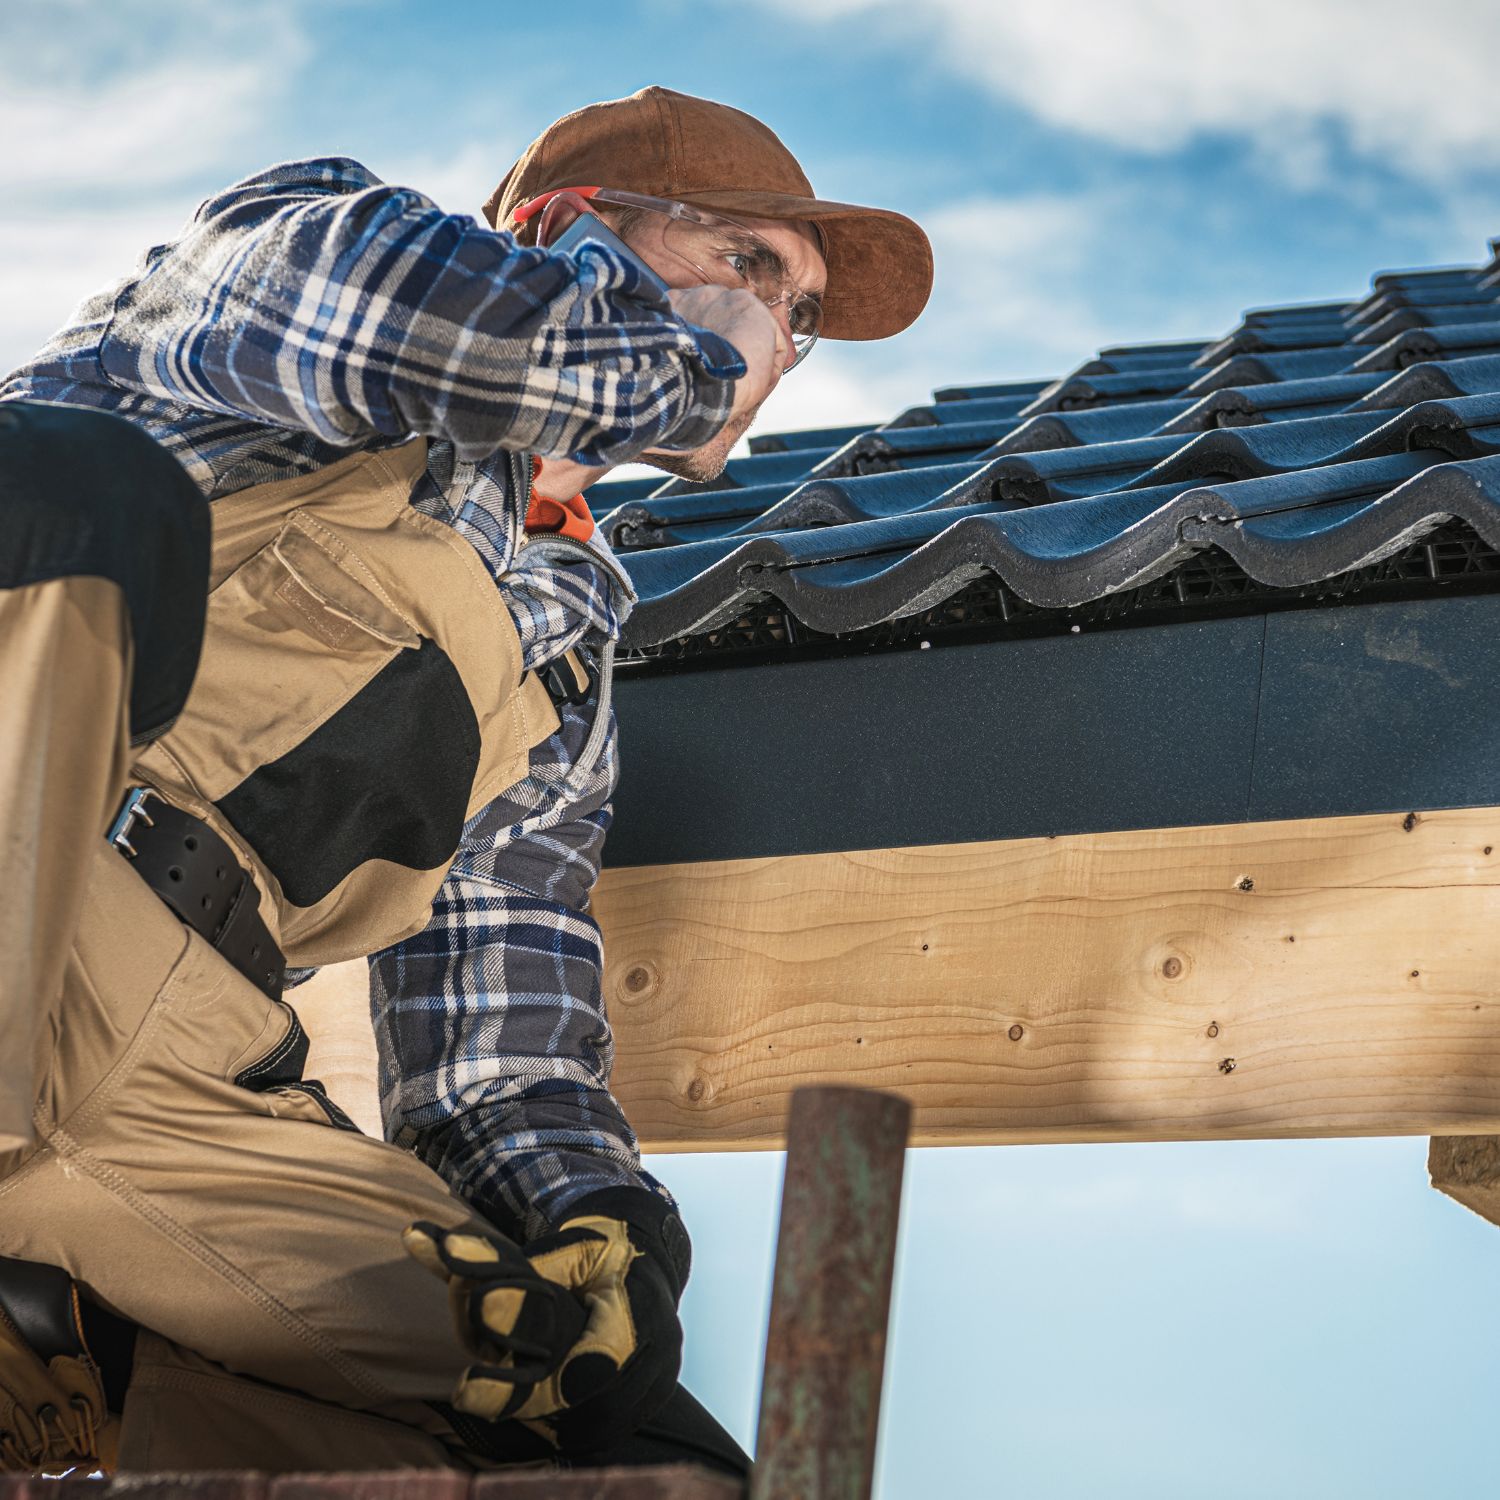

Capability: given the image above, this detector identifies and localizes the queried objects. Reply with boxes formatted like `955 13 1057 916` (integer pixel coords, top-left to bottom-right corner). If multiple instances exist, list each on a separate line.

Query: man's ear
535 191 597 248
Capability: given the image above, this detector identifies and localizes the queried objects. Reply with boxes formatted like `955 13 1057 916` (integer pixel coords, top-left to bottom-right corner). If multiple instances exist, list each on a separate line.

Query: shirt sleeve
367 689 671 1241
96 157 742 469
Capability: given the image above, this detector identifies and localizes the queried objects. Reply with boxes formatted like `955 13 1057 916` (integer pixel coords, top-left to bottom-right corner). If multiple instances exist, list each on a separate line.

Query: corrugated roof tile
581 236 1500 658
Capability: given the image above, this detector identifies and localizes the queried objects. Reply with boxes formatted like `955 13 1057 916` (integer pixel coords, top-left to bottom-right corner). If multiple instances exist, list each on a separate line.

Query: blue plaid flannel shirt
1 157 743 1241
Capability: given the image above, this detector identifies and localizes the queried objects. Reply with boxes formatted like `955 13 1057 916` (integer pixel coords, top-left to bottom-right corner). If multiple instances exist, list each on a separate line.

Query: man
0 86 931 1475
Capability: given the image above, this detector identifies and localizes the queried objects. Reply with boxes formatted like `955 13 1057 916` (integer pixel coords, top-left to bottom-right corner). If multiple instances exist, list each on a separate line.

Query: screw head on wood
1237 876 1254 892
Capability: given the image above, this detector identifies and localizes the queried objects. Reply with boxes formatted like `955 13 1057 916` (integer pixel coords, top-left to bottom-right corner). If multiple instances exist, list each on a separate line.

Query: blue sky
6 1 1500 1492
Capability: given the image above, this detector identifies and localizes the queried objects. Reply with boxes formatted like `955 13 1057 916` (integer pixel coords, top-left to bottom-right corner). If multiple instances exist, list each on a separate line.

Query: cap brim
669 190 932 341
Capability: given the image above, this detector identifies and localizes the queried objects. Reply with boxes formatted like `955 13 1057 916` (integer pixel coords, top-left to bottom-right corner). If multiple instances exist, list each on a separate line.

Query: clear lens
660 212 822 366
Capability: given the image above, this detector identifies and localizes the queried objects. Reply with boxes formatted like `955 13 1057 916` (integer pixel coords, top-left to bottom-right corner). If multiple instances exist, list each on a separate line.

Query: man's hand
404 1189 690 1453
668 285 786 425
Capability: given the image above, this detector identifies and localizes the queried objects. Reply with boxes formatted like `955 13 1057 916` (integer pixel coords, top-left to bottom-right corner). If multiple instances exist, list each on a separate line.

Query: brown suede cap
483 86 932 342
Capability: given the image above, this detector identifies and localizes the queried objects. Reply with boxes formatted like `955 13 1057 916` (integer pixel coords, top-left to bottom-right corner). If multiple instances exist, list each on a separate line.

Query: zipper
514 527 636 607
508 448 528 565
503 451 630 789
512 482 629 789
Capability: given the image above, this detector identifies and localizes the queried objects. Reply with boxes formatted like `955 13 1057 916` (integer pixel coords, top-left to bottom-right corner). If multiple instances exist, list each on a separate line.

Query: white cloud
0 0 320 369
744 192 1101 438
752 0 1500 181
0 59 290 196
375 141 516 221
0 1 311 200
745 186 1214 441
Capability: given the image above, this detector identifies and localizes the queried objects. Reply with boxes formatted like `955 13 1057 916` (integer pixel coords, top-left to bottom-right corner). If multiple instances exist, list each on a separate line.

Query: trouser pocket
230 1001 362 1133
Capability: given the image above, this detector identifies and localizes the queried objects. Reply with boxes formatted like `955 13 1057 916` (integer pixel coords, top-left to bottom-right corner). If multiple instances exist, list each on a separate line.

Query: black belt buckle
540 649 594 708
109 787 286 1001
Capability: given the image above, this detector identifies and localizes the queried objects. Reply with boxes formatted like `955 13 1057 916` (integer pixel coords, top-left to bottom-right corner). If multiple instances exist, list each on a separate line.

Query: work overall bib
0 431 570 1469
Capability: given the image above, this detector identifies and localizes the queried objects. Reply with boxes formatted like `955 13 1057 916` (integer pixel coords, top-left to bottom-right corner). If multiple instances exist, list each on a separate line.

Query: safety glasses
515 186 824 369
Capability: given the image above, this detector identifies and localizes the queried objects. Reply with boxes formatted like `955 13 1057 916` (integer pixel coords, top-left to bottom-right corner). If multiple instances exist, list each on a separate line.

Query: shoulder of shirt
187 156 441 230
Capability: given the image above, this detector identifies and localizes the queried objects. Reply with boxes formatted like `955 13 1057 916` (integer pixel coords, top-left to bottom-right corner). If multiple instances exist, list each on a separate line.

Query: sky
5 0 1500 1492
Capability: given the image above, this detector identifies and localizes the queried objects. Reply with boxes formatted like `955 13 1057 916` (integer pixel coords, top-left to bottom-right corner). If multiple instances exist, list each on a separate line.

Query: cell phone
549 211 670 297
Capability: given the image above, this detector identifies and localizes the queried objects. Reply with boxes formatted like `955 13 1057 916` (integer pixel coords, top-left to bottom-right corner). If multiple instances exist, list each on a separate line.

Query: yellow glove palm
405 1191 688 1454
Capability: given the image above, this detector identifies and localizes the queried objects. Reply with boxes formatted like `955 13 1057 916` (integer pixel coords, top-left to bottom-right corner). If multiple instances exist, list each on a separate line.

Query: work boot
0 1256 119 1474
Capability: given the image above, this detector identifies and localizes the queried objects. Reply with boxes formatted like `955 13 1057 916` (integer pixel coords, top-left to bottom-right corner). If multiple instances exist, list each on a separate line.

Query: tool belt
107 788 286 1000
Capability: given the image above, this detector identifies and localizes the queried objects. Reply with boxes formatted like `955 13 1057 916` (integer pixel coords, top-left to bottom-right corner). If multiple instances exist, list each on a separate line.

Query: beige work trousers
0 575 502 1471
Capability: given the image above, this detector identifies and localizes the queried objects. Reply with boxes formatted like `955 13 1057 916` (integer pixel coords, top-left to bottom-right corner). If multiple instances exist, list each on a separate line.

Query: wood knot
1218 1056 1236 1074
1402 812 1419 833
1236 876 1254 892
1008 1024 1024 1042
686 1076 707 1104
1161 956 1184 980
1206 1022 1220 1038
622 964 656 996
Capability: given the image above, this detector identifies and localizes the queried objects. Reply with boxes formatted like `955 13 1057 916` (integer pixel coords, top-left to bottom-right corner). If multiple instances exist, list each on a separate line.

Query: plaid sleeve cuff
679 325 747 381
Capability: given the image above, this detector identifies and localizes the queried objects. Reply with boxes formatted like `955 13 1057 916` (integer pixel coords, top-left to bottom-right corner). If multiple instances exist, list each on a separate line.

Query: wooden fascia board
1429 1135 1500 1227
592 808 1500 1152
292 807 1500 1154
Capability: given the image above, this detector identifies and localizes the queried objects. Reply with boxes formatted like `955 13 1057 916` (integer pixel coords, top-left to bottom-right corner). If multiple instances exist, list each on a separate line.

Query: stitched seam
220 644 394 774
366 441 430 526
145 740 209 805
223 1003 286 1082
234 1009 303 1084
275 574 353 647
46 1127 394 1404
283 1081 359 1133
283 512 411 624
401 509 517 648
0 1136 55 1201
64 955 204 1139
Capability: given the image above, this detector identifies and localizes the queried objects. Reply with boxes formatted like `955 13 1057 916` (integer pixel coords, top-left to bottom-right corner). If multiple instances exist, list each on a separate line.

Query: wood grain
1429 1135 1500 1227
596 807 1500 1150
294 808 1500 1153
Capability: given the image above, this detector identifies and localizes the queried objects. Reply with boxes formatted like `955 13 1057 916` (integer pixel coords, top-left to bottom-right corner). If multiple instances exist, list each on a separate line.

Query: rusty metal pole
749 1085 911 1500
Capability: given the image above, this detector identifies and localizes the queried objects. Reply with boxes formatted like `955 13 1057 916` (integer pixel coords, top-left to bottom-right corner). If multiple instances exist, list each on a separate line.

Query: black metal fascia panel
1250 593 1500 820
609 614 1264 866
607 593 1500 867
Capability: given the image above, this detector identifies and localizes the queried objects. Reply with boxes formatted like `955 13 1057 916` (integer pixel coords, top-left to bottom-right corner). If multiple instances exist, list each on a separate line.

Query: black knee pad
0 401 210 744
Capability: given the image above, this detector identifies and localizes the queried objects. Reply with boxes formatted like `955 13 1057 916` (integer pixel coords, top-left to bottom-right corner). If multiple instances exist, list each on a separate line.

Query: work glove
0 1257 119 1474
404 1186 690 1454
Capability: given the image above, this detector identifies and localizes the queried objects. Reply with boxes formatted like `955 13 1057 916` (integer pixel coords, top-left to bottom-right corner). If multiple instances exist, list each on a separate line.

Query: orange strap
525 457 595 543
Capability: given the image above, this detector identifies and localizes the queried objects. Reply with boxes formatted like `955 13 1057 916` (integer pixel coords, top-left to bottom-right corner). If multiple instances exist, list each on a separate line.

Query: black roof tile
809 421 1018 478
1157 372 1388 432
1018 365 1202 414
747 422 869 454
1240 299 1354 325
886 393 1037 427
1183 349 1358 393
1350 320 1500 371
1191 324 1353 363
930 377 1052 402
648 446 832 496
989 398 1196 453
1350 353 1500 410
1351 301 1500 345
609 236 1500 660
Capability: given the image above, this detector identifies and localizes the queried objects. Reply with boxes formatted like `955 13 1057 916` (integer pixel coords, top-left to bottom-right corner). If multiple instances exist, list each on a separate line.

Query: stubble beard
642 403 761 483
